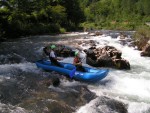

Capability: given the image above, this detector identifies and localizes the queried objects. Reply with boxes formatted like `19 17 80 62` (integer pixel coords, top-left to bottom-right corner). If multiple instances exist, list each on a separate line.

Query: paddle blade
69 68 76 78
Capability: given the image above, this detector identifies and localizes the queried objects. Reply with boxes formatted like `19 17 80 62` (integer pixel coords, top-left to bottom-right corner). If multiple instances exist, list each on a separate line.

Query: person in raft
73 51 86 72
49 45 63 67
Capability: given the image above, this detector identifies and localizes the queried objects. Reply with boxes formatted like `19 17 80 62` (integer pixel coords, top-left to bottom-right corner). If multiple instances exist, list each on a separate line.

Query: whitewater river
75 34 150 113
0 31 150 113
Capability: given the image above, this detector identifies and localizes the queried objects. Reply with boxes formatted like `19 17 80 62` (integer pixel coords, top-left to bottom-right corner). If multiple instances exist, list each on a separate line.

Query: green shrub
134 25 150 40
60 28 66 33
133 25 150 50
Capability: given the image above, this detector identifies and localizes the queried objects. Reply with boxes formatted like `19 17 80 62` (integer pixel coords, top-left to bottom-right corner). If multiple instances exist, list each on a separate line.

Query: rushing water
75 34 150 113
0 31 150 113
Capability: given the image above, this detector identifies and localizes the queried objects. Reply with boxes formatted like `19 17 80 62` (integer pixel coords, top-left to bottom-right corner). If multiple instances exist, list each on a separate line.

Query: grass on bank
133 25 150 50
80 21 142 31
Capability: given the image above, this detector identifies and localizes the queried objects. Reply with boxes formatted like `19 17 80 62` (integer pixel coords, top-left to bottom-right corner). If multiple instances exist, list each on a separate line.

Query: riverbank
133 26 150 57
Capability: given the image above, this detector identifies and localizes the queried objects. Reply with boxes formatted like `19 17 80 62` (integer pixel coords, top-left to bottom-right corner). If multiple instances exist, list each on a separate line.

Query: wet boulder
0 69 97 113
46 44 76 57
112 59 130 70
97 54 114 67
81 96 128 113
84 48 97 60
44 77 60 87
85 46 130 70
88 31 103 36
19 84 97 113
141 40 150 57
0 53 25 64
0 103 28 113
55 45 75 57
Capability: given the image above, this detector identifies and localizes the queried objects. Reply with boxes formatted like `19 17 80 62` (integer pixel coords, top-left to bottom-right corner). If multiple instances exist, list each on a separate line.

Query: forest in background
0 0 150 39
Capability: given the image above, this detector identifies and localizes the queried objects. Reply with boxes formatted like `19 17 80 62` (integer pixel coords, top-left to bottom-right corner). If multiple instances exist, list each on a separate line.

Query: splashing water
76 34 150 113
0 32 150 113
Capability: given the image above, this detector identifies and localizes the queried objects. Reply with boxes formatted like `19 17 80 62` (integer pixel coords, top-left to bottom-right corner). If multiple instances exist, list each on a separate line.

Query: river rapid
0 31 150 113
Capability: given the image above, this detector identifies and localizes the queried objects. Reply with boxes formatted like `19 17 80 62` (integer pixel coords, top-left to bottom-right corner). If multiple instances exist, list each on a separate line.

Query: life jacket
74 57 81 64
74 57 86 72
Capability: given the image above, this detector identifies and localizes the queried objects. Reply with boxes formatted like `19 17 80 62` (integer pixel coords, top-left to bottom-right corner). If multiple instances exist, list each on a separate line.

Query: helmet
75 51 79 56
50 45 56 49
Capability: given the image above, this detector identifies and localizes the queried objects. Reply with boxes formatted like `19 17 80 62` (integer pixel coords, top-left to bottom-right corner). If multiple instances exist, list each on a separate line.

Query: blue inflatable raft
36 60 109 82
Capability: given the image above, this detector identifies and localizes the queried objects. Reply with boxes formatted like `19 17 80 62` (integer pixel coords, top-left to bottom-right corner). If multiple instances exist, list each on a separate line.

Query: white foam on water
0 62 41 82
75 34 150 113
0 103 28 113
128 102 150 113
76 97 118 113
61 79 82 87
0 62 39 73
48 85 66 92
58 32 88 36
60 57 74 64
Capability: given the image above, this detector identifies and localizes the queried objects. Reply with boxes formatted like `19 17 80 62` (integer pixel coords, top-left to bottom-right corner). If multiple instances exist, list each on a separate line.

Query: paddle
81 57 86 63
69 67 76 78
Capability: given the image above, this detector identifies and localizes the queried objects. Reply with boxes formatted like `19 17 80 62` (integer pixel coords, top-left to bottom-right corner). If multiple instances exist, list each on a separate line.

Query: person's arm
56 57 63 60
73 62 82 66
51 51 63 60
